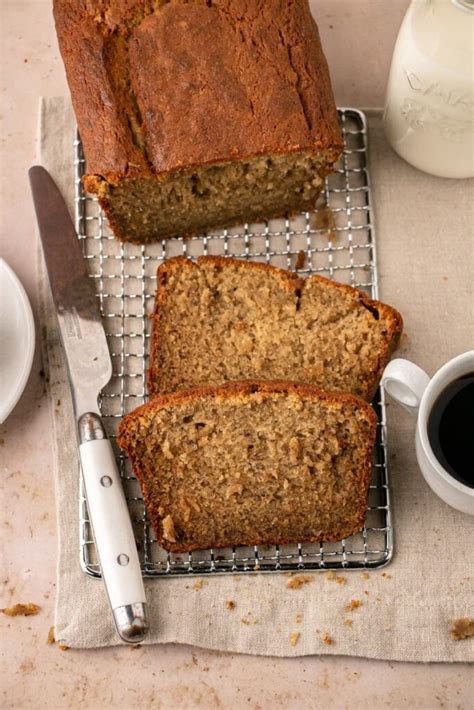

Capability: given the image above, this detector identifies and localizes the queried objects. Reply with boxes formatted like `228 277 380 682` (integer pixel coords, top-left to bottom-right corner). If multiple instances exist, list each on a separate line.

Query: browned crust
118 380 377 552
159 522 368 554
148 256 403 399
54 0 343 182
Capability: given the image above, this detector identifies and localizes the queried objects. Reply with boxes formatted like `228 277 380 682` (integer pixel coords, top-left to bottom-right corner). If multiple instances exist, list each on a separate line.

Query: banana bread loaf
53 0 343 242
118 381 377 552
149 256 403 400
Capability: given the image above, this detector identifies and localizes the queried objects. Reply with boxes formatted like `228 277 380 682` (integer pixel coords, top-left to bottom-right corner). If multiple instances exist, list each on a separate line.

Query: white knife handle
78 413 149 644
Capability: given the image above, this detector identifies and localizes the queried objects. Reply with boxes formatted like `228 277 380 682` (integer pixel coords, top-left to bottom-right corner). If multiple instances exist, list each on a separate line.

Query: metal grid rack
75 108 393 577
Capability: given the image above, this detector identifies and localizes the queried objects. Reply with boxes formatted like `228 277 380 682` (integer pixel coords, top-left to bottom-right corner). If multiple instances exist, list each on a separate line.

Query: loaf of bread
149 256 403 400
118 381 377 552
53 0 343 243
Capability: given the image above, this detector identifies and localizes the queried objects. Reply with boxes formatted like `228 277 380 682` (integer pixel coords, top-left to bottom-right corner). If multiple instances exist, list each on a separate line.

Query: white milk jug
383 0 474 178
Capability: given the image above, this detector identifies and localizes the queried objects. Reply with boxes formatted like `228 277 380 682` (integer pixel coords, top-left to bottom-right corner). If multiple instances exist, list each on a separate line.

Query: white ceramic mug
381 351 474 515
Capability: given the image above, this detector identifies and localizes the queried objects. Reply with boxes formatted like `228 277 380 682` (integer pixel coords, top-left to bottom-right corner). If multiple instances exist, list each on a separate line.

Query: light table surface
0 2 472 708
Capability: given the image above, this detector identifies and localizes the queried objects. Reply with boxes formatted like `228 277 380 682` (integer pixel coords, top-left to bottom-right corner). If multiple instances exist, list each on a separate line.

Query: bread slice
118 381 377 552
149 256 403 400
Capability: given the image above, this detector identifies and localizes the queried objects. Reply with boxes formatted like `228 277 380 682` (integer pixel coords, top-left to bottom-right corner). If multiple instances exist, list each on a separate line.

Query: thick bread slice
149 256 403 400
118 381 377 552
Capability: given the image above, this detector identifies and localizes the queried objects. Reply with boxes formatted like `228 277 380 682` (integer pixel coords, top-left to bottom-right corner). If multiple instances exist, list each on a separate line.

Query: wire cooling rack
75 108 393 577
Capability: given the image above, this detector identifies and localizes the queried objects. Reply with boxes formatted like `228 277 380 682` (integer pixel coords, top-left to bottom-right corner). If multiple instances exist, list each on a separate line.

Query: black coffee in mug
427 373 474 489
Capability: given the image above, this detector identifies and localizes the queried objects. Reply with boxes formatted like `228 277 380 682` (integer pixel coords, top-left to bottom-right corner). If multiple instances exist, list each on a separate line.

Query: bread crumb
241 617 258 625
290 631 300 647
58 644 69 651
343 619 353 627
226 600 235 610
47 626 55 645
322 632 333 645
225 483 243 499
1 603 40 617
361 571 370 580
325 571 346 585
450 618 474 641
345 599 362 612
381 572 392 579
286 574 313 590
129 644 141 650
313 203 337 240
294 250 306 270
363 590 369 596
295 612 303 624
193 579 207 591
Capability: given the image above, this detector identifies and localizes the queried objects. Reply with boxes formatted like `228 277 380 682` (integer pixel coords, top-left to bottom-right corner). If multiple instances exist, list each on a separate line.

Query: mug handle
381 358 431 416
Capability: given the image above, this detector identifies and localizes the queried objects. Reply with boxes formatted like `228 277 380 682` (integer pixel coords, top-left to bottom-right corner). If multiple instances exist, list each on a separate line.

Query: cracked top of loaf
53 0 343 182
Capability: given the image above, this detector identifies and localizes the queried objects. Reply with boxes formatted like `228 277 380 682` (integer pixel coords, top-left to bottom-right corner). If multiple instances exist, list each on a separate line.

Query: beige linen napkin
38 97 474 660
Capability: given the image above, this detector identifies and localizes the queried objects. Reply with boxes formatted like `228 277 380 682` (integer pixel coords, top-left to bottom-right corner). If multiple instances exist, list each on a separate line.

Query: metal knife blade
29 165 148 644
29 165 111 414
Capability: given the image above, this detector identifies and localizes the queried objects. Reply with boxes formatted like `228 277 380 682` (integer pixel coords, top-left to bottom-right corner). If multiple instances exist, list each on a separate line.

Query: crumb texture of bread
150 257 403 400
118 381 377 552
53 0 343 242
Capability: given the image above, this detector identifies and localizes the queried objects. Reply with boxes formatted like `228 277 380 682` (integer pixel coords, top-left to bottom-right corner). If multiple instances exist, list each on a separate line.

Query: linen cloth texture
38 97 474 660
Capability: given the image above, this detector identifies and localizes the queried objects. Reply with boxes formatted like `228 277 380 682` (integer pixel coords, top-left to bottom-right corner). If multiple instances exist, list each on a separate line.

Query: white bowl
0 259 35 423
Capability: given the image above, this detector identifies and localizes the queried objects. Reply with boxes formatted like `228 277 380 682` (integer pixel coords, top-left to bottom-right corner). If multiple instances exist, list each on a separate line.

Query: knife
29 166 149 644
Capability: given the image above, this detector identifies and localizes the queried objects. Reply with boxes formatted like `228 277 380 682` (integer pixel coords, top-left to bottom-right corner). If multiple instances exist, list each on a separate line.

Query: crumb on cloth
344 619 353 627
47 626 55 645
286 574 313 590
1 603 40 617
59 644 69 651
193 579 207 591
450 618 474 641
345 599 362 612
325 571 347 585
322 632 333 645
241 617 258 626
290 631 300 647
226 600 235 610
